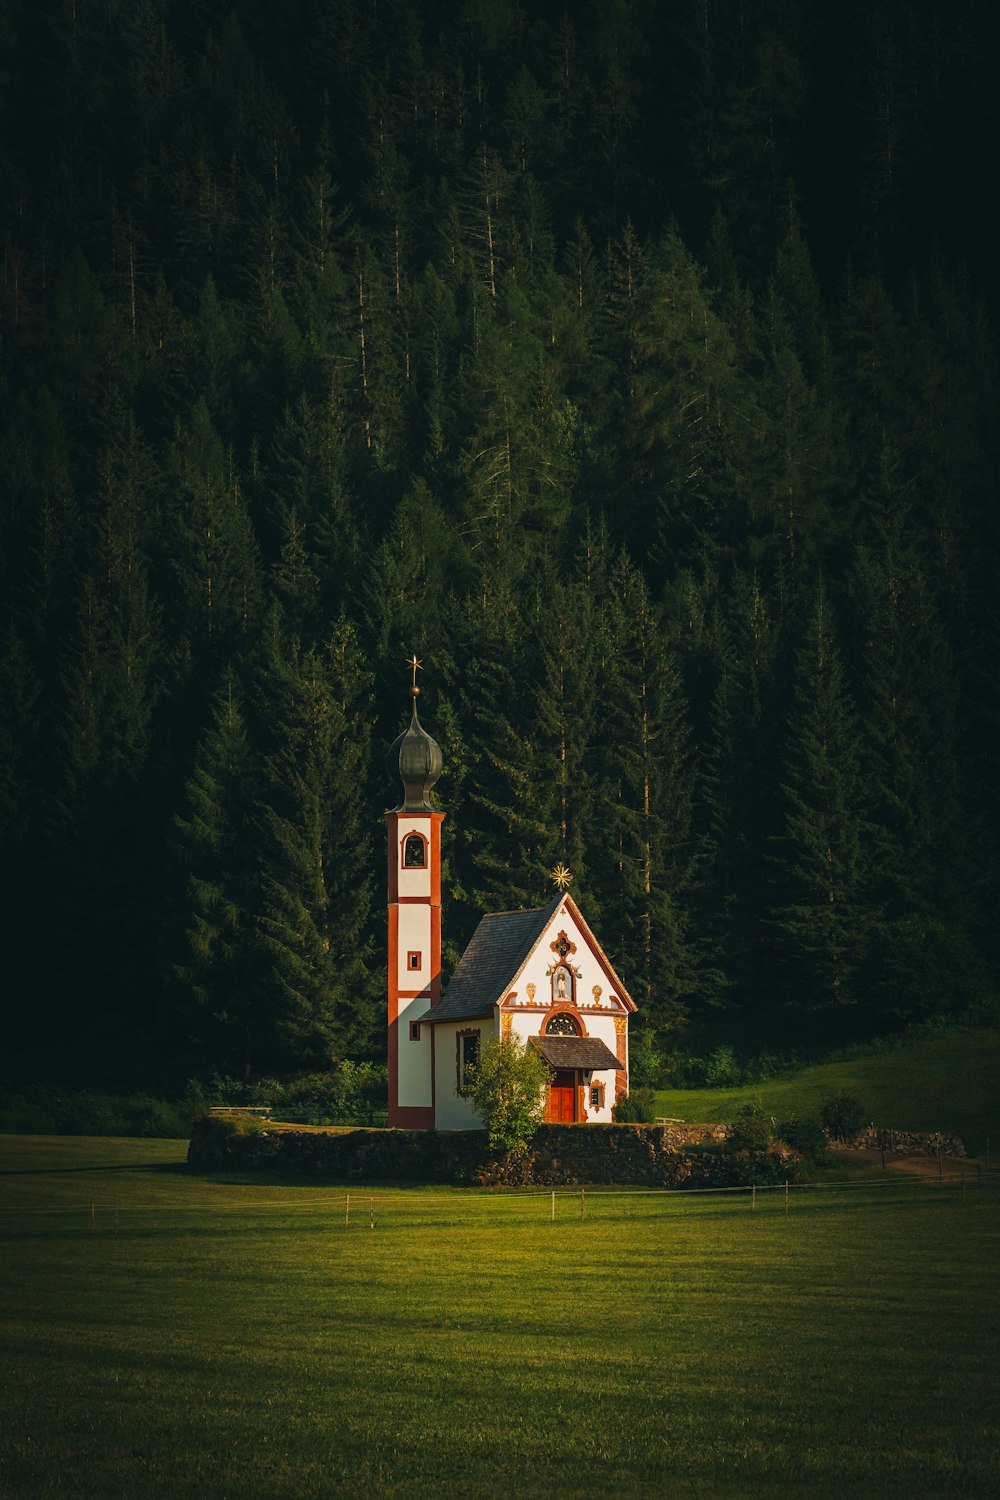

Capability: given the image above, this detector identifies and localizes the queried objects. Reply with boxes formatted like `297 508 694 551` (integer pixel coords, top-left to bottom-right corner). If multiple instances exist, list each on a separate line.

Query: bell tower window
403 833 427 868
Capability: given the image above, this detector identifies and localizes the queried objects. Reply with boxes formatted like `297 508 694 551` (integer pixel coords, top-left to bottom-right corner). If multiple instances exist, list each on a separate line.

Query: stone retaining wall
187 1116 796 1187
835 1126 966 1157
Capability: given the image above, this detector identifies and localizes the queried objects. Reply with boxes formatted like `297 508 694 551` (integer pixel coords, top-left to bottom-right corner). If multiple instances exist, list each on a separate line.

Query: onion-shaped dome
387 695 443 811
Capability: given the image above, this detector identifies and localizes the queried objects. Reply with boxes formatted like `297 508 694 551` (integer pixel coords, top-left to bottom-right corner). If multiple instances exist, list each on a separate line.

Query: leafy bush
0 1092 58 1134
659 1046 803 1088
0 1086 192 1138
628 1031 667 1089
462 1037 552 1155
753 1050 800 1082
201 1062 389 1125
612 1088 656 1123
0 1060 390 1139
703 1045 743 1086
726 1103 773 1152
665 1053 705 1086
820 1092 867 1141
776 1115 830 1164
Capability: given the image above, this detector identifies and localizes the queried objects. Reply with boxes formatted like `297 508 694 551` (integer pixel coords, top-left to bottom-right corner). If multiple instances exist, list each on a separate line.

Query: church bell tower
385 659 443 1128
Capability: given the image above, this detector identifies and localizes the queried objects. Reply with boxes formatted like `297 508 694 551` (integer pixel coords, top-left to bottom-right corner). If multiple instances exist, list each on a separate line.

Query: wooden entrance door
548 1070 577 1123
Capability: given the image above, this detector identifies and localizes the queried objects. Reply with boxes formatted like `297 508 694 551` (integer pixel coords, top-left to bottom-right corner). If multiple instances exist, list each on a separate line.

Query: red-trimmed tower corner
386 806 443 1128
385 667 444 1130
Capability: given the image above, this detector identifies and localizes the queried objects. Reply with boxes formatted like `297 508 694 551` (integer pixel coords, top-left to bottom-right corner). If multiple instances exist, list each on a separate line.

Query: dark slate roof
531 1036 623 1071
414 895 563 1023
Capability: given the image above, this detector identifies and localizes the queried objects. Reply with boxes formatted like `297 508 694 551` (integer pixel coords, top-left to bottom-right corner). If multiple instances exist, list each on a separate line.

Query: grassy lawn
2 1135 998 1499
654 1027 1000 1153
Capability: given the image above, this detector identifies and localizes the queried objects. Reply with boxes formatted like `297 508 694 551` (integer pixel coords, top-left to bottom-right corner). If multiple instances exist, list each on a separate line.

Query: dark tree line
1 0 996 1077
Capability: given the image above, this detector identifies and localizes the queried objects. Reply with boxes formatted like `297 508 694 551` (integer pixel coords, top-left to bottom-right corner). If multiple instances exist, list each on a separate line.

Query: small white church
385 677 634 1129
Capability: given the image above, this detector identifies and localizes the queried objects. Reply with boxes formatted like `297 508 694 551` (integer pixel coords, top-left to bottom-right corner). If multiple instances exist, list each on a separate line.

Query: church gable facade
421 893 633 1129
385 678 634 1130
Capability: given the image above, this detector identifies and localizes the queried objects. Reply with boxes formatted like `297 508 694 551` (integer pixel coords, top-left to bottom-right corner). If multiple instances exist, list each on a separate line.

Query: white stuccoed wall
397 999 433 1107
434 1016 498 1129
396 903 430 991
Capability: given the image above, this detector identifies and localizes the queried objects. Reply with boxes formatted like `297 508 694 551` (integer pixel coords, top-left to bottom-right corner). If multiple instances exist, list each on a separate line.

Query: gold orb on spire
550 862 572 890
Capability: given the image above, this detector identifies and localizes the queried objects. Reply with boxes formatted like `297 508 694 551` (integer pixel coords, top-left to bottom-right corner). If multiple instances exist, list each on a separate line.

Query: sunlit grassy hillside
655 1027 1000 1153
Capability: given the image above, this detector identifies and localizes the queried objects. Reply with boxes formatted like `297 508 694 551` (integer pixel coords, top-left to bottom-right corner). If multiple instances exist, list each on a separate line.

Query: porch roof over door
530 1036 623 1071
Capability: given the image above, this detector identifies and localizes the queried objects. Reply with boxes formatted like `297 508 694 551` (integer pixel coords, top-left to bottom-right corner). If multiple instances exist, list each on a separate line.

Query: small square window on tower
409 1021 421 1041
407 950 422 971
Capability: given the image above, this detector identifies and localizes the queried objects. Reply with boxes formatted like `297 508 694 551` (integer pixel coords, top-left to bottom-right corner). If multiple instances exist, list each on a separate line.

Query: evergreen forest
2 0 997 1084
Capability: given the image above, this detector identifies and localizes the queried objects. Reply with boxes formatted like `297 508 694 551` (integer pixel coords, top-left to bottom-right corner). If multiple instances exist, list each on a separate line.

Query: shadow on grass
0 1160 191 1177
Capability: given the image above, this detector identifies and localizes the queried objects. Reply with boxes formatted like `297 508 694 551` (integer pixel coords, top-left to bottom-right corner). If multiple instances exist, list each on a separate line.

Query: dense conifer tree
166 399 261 667
772 583 872 1008
622 232 750 578
694 573 786 1016
443 589 556 926
594 553 702 1030
255 620 376 1065
850 520 982 1018
170 669 263 1074
526 561 600 902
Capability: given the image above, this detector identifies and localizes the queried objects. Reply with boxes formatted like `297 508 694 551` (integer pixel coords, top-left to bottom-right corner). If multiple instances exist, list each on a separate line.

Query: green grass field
655 1027 1000 1153
2 1135 998 1499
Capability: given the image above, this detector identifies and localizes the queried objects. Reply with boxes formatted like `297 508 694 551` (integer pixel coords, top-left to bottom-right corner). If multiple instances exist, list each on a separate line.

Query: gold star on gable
550 862 573 890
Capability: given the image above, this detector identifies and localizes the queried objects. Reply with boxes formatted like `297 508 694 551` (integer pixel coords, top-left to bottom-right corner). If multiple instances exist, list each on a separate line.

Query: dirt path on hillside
828 1145 977 1181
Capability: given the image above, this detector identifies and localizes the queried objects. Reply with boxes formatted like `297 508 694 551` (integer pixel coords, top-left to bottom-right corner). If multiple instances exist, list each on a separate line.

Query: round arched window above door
545 1012 580 1036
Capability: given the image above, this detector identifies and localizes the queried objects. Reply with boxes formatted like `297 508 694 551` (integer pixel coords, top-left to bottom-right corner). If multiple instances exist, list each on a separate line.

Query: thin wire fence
2 1168 997 1237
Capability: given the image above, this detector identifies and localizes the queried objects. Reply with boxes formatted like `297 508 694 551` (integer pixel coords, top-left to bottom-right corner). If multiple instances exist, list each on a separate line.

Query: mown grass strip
2 1134 998 1498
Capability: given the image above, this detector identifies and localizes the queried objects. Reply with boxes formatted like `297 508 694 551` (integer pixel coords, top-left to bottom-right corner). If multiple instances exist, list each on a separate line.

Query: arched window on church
545 1012 580 1036
403 833 426 868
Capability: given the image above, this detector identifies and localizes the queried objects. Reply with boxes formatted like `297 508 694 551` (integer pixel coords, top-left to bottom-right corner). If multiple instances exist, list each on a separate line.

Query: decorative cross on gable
550 929 576 960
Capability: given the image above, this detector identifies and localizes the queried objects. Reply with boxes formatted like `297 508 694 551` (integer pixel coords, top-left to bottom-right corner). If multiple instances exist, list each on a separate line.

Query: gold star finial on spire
550 862 572 890
406 652 423 697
